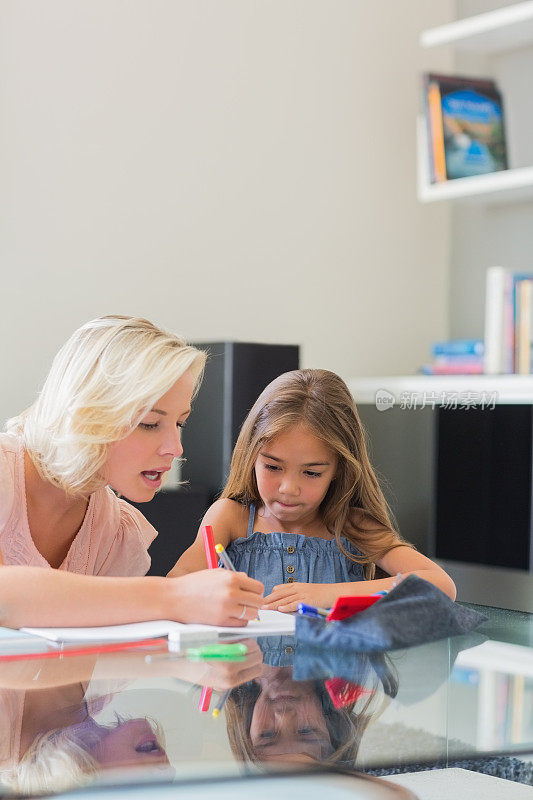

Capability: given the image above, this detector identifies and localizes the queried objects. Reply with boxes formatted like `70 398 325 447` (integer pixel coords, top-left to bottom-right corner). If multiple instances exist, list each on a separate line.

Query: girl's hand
262 582 338 613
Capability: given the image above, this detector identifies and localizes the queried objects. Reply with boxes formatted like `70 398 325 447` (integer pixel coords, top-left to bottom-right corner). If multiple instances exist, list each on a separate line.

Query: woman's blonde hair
0 727 99 795
0 715 166 795
222 369 411 577
6 315 206 495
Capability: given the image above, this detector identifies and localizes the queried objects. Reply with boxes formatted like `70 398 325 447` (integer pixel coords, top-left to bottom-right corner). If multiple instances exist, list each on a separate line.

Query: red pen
202 525 218 570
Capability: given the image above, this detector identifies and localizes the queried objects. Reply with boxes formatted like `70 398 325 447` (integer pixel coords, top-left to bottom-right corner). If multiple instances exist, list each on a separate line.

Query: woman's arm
0 564 264 629
168 498 242 577
0 639 264 690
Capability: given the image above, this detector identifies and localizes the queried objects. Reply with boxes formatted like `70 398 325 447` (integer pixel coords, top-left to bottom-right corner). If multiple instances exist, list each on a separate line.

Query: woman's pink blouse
0 433 157 576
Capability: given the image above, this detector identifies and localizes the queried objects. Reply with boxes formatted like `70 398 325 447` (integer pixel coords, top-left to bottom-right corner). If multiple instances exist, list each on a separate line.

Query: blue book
431 339 484 358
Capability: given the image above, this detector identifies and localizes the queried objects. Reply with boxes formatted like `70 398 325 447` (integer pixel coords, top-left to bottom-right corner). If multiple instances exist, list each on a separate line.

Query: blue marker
297 603 330 618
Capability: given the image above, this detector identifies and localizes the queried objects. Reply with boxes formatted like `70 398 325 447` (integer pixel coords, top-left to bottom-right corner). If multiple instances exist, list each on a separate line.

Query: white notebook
21 609 295 646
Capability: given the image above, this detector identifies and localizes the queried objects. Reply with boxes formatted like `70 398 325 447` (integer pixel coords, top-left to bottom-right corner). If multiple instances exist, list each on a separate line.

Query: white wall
0 1 453 425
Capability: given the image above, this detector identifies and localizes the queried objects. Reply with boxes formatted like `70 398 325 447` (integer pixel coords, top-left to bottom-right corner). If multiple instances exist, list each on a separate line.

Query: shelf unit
418 2 533 204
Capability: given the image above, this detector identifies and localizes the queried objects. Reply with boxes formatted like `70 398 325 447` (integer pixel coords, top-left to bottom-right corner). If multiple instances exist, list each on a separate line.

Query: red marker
325 677 374 709
202 525 218 570
326 593 384 622
199 685 213 713
198 525 217 712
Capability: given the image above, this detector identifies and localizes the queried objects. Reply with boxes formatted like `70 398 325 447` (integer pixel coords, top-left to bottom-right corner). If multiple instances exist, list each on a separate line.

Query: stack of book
484 266 533 375
421 340 484 375
422 72 508 183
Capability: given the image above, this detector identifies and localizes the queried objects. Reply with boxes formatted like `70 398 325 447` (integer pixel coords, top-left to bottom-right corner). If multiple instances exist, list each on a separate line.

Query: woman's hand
191 640 263 690
262 582 339 613
168 569 264 626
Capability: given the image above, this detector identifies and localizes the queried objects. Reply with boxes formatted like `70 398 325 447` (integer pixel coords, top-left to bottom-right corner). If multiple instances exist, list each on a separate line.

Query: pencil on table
215 543 259 621
215 543 237 572
212 689 231 719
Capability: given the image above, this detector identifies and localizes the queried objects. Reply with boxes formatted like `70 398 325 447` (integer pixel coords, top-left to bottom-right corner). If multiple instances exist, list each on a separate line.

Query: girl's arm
0 564 264 629
263 548 456 612
373 545 456 599
167 498 244 577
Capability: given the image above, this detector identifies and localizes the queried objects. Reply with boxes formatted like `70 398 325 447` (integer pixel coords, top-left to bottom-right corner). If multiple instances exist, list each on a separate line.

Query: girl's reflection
226 658 391 766
249 666 340 761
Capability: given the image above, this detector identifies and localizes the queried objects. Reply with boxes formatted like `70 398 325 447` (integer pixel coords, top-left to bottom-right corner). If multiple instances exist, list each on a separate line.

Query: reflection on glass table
0 604 531 798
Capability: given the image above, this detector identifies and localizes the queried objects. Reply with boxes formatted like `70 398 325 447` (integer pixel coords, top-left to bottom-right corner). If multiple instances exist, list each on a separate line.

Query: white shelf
454 640 533 678
420 165 533 204
416 117 533 205
421 1 533 54
348 375 533 405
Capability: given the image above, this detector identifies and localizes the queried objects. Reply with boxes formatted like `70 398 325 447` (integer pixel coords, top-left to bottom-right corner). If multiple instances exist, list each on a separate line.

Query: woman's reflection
0 640 263 795
0 685 170 795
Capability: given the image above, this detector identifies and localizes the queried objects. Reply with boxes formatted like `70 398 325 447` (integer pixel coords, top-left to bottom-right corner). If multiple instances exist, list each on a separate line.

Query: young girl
0 315 263 628
172 369 455 609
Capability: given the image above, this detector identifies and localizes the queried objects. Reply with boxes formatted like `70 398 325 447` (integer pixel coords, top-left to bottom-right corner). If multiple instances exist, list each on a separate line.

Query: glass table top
0 603 531 798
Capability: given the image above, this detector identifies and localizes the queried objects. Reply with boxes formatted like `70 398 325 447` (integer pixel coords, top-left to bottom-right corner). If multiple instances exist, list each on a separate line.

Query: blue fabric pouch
295 574 487 653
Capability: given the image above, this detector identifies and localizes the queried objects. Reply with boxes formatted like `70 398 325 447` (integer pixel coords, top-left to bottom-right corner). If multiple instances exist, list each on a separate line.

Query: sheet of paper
0 626 55 654
21 610 295 644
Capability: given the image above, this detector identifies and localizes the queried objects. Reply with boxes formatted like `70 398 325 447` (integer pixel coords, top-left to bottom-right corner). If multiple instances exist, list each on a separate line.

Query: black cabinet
182 341 299 499
130 487 210 576
434 405 533 570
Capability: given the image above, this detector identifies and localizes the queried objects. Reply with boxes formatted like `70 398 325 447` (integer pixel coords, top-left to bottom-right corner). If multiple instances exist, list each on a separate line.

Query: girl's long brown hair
222 369 412 578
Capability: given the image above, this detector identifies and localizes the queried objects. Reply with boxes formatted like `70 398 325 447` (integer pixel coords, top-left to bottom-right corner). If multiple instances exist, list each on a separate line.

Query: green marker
186 643 248 661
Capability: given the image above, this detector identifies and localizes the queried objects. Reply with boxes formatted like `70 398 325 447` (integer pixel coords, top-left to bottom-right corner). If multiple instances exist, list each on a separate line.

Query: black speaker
182 341 300 498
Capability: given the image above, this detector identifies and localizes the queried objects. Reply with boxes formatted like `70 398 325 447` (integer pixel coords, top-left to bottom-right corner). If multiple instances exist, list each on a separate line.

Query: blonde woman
172 369 455 607
0 316 263 628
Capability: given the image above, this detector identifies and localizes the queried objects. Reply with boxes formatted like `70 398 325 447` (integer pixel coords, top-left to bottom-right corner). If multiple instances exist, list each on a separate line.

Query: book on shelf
421 339 484 375
484 266 533 374
422 73 508 183
421 361 484 376
431 339 484 358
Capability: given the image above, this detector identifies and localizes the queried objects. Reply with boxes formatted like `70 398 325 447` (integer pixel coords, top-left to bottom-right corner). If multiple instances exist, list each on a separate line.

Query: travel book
423 73 508 182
